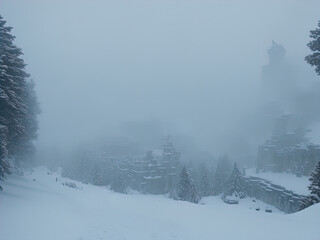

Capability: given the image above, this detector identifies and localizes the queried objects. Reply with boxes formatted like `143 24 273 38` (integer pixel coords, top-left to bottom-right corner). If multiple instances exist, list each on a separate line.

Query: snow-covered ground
246 168 310 195
0 167 319 240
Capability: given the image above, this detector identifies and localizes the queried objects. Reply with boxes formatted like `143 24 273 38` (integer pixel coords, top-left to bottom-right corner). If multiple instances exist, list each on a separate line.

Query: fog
2 0 320 163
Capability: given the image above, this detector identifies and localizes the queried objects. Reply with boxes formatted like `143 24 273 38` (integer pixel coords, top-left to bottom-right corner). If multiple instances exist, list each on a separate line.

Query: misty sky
1 0 320 157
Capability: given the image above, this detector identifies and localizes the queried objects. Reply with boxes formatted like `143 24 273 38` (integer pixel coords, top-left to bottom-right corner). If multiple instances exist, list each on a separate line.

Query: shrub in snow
63 182 78 189
222 162 246 201
301 195 319 210
223 195 239 205
177 166 199 204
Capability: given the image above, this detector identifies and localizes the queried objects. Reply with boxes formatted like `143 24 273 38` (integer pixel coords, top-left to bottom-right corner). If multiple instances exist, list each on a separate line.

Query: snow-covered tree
0 52 26 155
0 16 12 176
177 166 199 204
198 163 210 197
212 156 232 195
300 195 319 210
305 20 320 75
0 125 10 180
300 161 320 210
308 161 320 199
92 164 103 186
111 170 127 194
223 162 246 200
162 136 180 193
0 15 39 182
0 16 25 179
78 156 89 184
17 80 40 163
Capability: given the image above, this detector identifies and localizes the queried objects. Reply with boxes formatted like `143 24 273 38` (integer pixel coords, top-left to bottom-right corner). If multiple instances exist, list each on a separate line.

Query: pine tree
0 15 15 56
162 136 180 193
300 161 320 210
0 52 26 156
300 195 319 210
0 15 24 179
1 37 30 156
198 163 210 197
177 166 199 203
223 162 246 200
78 156 88 184
305 20 320 75
0 124 10 180
111 170 127 193
0 15 39 182
212 156 231 195
92 164 103 186
308 161 320 199
16 80 40 162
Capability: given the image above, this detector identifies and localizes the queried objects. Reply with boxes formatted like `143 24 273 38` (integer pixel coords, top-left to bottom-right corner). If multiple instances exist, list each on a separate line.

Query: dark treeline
0 15 40 185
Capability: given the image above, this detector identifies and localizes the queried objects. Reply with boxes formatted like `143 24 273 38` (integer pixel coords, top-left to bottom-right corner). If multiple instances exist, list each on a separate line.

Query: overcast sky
1 0 320 157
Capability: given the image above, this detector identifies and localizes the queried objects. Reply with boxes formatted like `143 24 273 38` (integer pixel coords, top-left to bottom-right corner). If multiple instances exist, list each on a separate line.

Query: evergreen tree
300 161 320 210
0 16 14 174
0 15 39 182
0 52 27 157
0 16 25 179
177 166 199 203
305 20 320 75
207 165 216 195
92 164 103 186
308 161 320 199
300 195 319 210
0 15 15 56
0 124 10 180
198 163 210 197
223 162 246 199
212 156 231 195
111 170 127 194
78 156 88 184
16 80 40 162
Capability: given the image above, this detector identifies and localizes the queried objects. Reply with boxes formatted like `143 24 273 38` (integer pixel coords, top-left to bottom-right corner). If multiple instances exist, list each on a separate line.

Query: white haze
1 0 320 161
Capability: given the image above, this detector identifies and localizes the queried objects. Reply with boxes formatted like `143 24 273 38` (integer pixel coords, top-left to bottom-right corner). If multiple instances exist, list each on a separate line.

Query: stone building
115 136 181 194
257 116 320 175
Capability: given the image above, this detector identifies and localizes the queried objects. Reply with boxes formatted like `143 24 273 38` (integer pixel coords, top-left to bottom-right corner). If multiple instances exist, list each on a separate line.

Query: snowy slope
0 167 319 240
246 168 310 195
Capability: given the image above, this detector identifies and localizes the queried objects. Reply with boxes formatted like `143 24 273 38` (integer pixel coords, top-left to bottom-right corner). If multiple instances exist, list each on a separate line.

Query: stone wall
244 176 305 213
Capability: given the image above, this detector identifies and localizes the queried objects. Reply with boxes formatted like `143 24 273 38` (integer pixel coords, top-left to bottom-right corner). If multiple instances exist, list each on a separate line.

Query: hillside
0 167 319 240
